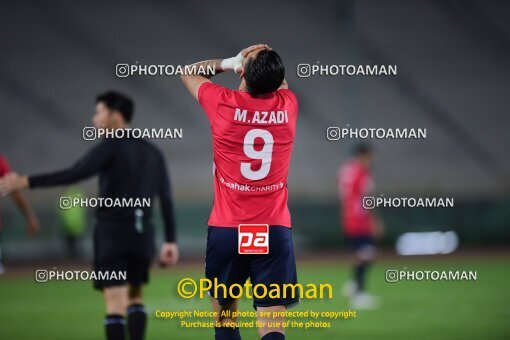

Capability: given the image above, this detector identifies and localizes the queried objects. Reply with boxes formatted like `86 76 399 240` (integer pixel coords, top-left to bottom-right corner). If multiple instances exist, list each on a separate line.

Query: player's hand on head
240 44 270 58
159 242 179 267
235 44 270 76
0 172 28 196
220 44 270 75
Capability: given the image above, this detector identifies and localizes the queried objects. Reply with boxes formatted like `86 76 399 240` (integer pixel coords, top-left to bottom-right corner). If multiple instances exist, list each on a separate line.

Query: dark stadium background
1 0 508 260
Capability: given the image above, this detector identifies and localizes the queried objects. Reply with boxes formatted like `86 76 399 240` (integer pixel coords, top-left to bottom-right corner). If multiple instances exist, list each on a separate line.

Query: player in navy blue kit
181 44 298 340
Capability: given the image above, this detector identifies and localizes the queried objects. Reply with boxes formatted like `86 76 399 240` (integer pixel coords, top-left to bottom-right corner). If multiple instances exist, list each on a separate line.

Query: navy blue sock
215 326 241 340
355 262 369 292
262 332 285 340
127 304 147 340
104 314 125 340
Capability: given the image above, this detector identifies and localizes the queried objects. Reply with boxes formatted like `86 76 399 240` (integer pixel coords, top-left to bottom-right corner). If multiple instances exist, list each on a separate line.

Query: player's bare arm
180 44 270 100
0 172 39 235
10 190 40 236
179 59 222 100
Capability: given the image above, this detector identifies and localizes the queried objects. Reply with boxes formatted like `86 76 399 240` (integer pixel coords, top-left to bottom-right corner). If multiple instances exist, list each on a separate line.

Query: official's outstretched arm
0 141 114 195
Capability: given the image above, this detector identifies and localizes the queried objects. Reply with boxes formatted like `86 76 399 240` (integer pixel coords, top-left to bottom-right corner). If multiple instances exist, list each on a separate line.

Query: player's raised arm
179 59 222 101
179 44 270 100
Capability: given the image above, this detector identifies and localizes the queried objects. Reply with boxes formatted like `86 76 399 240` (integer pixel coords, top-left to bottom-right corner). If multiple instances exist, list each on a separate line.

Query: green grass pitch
0 257 509 339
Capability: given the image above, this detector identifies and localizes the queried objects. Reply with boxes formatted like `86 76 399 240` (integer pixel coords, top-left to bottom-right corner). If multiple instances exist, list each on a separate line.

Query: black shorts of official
93 220 155 290
205 225 299 309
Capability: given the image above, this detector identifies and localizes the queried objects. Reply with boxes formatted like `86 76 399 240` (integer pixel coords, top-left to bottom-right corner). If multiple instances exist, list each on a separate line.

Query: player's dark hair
96 91 134 123
245 49 285 96
353 143 372 156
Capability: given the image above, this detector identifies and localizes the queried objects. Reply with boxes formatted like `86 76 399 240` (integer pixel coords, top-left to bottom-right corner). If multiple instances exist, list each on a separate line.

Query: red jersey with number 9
198 82 298 228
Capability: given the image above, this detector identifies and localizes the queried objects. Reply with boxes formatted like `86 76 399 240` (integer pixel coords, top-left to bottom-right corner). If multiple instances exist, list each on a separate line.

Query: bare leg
103 285 129 340
103 285 129 315
211 298 240 339
256 305 285 338
128 285 143 305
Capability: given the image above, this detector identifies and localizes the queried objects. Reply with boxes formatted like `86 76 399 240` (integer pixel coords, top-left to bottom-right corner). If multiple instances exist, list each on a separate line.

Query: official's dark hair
244 50 285 96
96 91 134 123
353 143 372 156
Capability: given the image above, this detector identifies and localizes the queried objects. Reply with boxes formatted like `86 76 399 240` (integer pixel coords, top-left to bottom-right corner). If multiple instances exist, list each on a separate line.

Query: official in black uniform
0 91 179 340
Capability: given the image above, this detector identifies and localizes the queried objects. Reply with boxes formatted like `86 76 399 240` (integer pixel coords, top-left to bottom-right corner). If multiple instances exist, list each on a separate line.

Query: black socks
355 261 369 292
262 332 285 340
214 326 241 340
127 304 147 340
105 314 125 340
105 304 146 340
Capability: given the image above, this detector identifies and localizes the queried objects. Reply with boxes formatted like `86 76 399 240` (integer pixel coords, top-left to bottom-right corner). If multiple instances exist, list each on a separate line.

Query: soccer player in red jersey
0 155 39 273
181 44 298 340
338 144 384 309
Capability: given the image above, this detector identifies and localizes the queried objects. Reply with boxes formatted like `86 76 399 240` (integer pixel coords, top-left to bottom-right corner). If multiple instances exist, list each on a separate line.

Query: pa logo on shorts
238 224 269 254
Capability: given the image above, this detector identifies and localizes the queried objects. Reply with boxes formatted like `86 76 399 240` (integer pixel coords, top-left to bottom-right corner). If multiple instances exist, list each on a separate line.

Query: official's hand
159 242 179 267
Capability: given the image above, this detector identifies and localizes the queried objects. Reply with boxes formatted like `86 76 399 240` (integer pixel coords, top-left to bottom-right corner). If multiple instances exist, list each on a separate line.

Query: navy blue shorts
205 226 299 308
345 235 376 261
345 235 374 251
